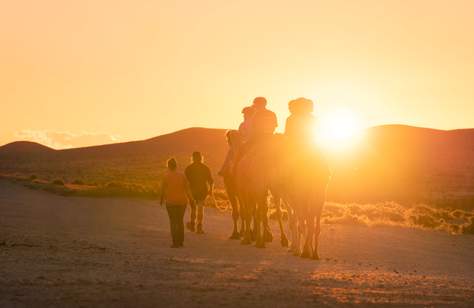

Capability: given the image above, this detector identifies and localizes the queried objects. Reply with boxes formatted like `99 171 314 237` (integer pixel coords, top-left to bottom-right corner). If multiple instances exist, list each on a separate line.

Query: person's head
241 106 255 121
167 158 177 171
192 151 202 163
288 97 314 115
252 97 267 110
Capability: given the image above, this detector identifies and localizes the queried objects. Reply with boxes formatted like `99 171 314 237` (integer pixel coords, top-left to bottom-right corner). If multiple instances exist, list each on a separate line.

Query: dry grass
320 202 474 235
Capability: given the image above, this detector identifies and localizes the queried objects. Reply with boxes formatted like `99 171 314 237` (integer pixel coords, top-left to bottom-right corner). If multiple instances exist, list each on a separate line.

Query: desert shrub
462 218 474 235
29 174 37 181
451 209 465 219
24 181 42 190
51 179 65 186
72 179 84 185
409 213 439 229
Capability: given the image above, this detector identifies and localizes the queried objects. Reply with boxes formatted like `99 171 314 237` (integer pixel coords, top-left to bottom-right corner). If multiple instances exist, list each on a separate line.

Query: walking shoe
186 221 195 232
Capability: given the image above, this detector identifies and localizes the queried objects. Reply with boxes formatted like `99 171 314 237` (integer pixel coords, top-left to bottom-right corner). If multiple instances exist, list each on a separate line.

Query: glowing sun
316 109 364 150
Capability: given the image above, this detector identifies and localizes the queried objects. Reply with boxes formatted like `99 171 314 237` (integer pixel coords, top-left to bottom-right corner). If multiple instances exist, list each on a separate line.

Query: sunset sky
1 0 473 148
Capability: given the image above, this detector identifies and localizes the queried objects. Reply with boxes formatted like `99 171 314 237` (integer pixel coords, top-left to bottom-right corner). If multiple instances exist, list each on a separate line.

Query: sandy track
1 180 474 307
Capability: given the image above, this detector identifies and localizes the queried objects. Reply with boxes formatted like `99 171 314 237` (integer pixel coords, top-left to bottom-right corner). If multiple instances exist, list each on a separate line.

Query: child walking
160 158 191 248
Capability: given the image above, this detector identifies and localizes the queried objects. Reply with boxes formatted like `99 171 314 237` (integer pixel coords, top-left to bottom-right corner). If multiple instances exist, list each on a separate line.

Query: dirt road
1 180 474 307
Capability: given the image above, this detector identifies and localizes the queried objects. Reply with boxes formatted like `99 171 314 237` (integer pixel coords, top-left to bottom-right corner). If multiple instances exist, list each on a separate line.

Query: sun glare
316 109 364 151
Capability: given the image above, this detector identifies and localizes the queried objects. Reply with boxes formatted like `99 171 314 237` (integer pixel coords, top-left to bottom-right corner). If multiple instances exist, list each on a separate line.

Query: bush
72 179 84 185
29 175 37 181
51 179 65 186
462 218 474 235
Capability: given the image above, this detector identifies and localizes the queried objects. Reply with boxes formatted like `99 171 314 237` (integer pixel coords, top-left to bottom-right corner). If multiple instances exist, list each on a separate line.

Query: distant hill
1 125 473 208
0 128 229 190
328 125 474 205
0 127 228 164
0 141 54 155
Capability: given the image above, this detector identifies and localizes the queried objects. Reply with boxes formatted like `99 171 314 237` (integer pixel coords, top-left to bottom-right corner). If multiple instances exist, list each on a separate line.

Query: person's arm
184 166 191 181
160 177 167 206
272 112 278 133
183 175 193 203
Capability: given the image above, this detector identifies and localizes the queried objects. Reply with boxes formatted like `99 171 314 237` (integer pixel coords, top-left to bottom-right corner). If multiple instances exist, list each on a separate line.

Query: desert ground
1 179 474 307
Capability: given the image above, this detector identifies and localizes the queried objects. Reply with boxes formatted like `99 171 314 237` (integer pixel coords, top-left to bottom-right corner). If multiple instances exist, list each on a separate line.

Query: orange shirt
162 171 189 206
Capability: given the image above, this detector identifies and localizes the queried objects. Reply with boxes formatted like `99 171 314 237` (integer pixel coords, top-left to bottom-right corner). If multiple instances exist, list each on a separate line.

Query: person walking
185 152 214 234
160 158 191 248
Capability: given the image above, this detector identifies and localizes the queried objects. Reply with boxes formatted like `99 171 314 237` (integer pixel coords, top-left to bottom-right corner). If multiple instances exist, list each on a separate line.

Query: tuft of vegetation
51 179 65 186
72 179 84 185
462 217 474 234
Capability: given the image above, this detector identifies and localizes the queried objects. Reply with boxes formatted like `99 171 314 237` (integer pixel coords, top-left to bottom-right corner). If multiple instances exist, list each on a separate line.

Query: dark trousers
188 198 205 226
166 205 186 246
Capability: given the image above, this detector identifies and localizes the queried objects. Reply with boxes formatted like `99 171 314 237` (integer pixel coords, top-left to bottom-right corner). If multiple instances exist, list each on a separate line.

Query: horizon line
2 123 474 151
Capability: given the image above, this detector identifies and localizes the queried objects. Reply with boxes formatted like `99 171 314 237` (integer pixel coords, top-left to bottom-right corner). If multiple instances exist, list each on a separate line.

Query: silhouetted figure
232 97 278 176
249 97 278 142
185 152 214 234
160 158 191 248
285 97 316 145
238 106 255 143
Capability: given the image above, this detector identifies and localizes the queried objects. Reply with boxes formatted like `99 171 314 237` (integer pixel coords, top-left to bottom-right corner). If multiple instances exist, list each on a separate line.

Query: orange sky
1 0 473 148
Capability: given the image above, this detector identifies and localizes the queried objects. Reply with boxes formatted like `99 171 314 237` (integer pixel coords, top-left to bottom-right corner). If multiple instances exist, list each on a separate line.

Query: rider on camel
238 106 255 144
248 97 278 143
285 97 328 185
284 97 316 146
231 97 277 175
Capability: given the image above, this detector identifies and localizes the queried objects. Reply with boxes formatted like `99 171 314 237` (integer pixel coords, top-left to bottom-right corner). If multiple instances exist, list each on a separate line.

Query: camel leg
301 213 314 259
255 197 266 248
238 197 245 237
277 210 288 247
263 208 273 243
313 212 322 260
240 196 253 245
293 203 305 256
249 204 257 244
313 186 327 259
287 196 300 254
312 196 324 260
273 194 288 247
241 215 253 245
229 192 240 240
288 207 298 253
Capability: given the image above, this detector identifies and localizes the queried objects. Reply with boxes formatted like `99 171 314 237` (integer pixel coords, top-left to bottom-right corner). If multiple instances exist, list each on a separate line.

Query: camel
220 130 245 239
284 146 330 259
230 129 328 257
248 132 329 259
233 134 288 248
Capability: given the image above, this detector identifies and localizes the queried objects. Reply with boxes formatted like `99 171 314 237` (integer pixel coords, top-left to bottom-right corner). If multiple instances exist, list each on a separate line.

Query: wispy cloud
14 130 120 149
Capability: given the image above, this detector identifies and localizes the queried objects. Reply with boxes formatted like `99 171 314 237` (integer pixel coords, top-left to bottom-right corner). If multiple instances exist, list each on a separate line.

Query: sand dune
1 180 474 307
